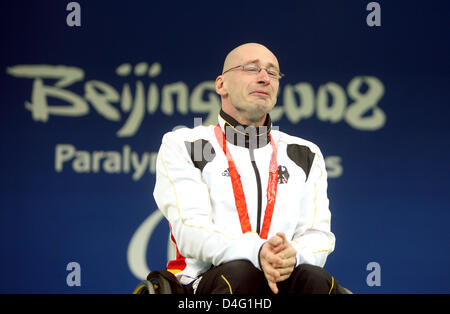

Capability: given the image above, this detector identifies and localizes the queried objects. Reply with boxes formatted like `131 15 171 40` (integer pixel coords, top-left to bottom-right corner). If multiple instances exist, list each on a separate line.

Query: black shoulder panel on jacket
287 144 315 181
184 139 216 172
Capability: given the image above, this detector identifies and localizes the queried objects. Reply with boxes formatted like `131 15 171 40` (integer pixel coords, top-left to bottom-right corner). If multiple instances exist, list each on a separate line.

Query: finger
277 247 297 260
272 247 285 256
272 242 288 255
274 263 296 282
268 280 279 294
274 257 296 277
275 261 295 273
261 262 280 292
263 250 284 267
277 274 291 283
271 236 289 255
276 264 295 277
263 263 281 280
260 251 281 277
264 273 277 284
267 234 283 248
277 256 297 270
276 232 287 243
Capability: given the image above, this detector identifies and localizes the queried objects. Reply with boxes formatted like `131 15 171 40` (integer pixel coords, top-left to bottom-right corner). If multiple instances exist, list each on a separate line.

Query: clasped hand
259 232 297 294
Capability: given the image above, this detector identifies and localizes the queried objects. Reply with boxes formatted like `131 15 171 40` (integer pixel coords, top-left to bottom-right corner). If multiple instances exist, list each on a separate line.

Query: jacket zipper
249 148 263 235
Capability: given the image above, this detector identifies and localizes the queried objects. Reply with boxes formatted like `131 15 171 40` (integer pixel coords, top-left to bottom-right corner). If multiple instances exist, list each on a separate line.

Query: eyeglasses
222 63 284 80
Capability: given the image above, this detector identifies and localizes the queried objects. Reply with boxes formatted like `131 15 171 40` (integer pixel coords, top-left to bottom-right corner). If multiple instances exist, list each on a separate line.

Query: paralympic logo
127 209 175 280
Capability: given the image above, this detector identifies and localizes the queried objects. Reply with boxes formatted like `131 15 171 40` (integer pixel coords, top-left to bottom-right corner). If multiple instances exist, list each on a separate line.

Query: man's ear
215 75 227 96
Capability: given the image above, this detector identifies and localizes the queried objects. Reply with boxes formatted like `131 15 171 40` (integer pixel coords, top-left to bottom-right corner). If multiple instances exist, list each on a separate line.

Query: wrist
257 241 266 270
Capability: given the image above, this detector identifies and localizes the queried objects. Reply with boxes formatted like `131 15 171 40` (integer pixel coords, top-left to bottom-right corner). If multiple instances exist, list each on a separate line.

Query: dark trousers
185 259 342 294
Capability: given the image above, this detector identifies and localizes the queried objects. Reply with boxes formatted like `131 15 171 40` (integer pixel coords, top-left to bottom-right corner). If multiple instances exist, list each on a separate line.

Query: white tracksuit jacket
153 111 335 285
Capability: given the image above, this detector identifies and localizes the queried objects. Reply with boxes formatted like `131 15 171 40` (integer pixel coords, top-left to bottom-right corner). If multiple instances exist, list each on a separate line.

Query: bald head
222 43 280 74
215 43 281 126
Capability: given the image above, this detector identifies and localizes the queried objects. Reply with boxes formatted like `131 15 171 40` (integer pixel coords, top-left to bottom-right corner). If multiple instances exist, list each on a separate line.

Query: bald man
153 43 344 294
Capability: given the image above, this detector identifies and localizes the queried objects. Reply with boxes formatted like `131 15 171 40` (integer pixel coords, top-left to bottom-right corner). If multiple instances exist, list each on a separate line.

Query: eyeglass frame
222 63 285 80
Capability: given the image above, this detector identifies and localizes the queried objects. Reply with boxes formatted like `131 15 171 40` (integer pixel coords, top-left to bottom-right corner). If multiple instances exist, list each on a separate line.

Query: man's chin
246 104 274 123
253 101 274 114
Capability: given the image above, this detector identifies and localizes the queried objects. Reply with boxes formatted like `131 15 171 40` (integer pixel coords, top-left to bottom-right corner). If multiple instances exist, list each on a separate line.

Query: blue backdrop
1 0 449 293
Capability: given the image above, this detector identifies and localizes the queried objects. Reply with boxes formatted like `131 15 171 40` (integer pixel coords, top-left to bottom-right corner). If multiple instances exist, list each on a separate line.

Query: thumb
268 235 283 248
276 232 287 243
268 280 279 294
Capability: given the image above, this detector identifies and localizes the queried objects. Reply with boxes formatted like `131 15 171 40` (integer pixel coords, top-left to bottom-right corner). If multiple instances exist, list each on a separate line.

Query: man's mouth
251 90 270 97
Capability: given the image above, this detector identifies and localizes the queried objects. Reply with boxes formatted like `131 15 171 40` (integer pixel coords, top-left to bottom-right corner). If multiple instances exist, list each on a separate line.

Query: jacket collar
217 109 272 149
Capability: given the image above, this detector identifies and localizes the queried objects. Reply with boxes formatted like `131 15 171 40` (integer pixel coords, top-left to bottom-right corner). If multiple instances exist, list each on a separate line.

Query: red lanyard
214 124 278 239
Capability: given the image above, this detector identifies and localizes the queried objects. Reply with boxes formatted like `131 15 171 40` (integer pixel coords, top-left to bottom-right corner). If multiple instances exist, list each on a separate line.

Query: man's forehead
223 43 279 70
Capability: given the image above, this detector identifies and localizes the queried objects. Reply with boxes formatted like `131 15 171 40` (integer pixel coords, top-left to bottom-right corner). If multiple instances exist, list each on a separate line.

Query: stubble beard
235 105 267 124
233 98 274 125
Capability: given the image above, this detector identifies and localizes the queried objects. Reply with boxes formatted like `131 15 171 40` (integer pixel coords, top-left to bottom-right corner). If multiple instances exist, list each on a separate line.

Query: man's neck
220 108 267 127
219 108 272 149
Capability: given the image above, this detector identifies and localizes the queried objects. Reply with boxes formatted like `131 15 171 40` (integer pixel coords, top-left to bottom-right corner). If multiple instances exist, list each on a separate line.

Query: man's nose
257 69 271 84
